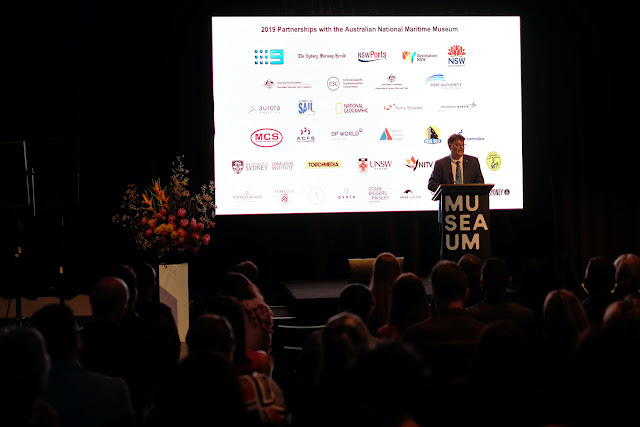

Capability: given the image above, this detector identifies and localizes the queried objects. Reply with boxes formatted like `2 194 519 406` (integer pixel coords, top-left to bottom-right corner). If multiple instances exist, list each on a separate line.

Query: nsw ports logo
254 49 284 65
250 129 283 147
358 50 387 62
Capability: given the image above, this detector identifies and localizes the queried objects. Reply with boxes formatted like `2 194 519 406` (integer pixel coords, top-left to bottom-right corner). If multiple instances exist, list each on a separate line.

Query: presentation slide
211 16 522 215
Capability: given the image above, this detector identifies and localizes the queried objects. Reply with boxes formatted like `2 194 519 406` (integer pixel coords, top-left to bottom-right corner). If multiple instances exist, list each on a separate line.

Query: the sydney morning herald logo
254 49 284 65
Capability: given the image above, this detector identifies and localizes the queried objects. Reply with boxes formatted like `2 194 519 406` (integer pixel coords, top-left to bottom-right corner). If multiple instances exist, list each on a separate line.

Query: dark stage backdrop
0 0 636 301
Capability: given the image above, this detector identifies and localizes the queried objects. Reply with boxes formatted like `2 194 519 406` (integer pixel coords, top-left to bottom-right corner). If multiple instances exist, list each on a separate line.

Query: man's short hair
481 258 511 292
447 133 465 147
430 260 468 302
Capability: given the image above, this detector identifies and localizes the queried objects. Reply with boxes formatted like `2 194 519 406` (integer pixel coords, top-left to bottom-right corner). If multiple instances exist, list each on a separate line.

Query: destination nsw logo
358 50 387 62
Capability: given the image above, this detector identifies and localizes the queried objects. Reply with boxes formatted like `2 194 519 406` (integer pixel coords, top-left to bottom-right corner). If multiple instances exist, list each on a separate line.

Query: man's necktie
455 161 462 184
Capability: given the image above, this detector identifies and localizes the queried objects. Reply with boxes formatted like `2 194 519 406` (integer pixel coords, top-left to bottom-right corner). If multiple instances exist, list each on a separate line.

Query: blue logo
425 74 445 85
298 100 315 116
254 49 284 65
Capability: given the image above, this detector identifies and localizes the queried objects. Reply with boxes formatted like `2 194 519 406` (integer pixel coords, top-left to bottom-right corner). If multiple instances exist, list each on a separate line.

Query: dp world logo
251 129 283 147
447 45 466 66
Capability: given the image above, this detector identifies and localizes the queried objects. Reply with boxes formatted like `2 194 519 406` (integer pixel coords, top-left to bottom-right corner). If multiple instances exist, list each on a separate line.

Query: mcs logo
250 129 283 147
254 49 284 65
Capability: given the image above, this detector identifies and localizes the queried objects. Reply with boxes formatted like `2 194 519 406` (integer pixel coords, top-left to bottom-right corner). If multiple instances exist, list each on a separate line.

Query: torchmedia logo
486 151 502 171
358 50 387 62
250 129 283 147
254 49 284 65
447 45 466 66
424 126 442 144
232 160 244 174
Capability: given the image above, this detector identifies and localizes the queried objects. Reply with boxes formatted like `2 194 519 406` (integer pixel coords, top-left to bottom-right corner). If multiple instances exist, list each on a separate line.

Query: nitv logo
447 45 466 66
250 129 283 147
254 49 284 65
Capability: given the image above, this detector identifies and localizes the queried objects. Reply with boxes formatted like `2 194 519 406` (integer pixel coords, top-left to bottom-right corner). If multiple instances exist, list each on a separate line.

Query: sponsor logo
424 74 462 89
254 49 284 65
438 101 477 112
231 160 244 174
272 161 294 171
375 74 408 90
358 158 393 173
297 127 315 142
358 50 387 62
400 189 423 200
335 103 369 114
263 79 275 89
298 100 315 116
358 158 368 173
379 128 403 141
338 188 356 200
405 156 434 171
403 51 437 62
489 188 510 196
264 79 312 89
232 190 262 202
248 105 281 114
308 187 325 204
298 53 347 60
250 129 283 147
447 45 466 67
327 77 340 90
486 152 502 171
330 128 363 140
368 186 389 203
383 103 423 112
424 126 442 144
274 189 294 204
305 160 342 169
402 51 416 63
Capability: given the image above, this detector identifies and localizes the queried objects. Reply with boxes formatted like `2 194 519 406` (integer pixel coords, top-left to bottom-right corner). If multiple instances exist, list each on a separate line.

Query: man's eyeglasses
452 143 467 149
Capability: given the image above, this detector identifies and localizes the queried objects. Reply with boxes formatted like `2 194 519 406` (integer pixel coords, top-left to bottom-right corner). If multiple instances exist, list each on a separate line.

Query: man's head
186 314 235 361
481 258 512 294
584 256 616 295
448 134 466 161
89 277 129 323
31 303 80 361
458 253 483 287
429 260 469 306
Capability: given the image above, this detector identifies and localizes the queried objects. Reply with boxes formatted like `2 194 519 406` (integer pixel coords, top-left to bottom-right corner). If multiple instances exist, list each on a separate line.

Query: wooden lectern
432 184 494 261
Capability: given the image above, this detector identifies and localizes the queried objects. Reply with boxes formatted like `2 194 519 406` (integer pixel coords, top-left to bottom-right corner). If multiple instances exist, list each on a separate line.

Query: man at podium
428 134 484 192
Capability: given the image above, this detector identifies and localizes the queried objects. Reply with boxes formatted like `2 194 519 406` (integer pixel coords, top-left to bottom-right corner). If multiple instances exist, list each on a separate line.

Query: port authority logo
424 126 442 144
254 49 284 65
424 74 462 89
447 45 466 67
358 50 387 62
298 100 315 116
297 127 315 142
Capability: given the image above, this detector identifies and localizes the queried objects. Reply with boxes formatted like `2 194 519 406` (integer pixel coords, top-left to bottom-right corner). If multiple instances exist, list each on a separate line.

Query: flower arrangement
112 155 216 262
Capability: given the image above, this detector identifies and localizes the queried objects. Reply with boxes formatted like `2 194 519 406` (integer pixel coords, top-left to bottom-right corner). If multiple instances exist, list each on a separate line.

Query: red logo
448 45 466 57
251 129 283 147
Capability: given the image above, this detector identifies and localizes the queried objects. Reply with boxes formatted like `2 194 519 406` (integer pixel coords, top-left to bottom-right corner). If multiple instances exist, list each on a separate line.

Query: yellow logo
305 160 342 169
486 152 501 171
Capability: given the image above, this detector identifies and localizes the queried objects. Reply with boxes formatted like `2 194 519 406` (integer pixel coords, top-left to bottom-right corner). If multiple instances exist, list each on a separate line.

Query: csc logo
251 129 283 147
327 77 340 91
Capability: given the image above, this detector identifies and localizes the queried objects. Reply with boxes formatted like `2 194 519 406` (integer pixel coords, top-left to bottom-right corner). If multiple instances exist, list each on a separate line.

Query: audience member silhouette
465 319 537 427
458 253 483 307
511 258 556 326
368 252 402 334
338 282 373 325
108 264 179 422
402 260 487 400
612 253 640 299
376 272 430 341
581 256 616 324
535 289 590 425
297 312 374 427
353 340 431 427
232 260 260 285
466 257 536 337
572 295 640 426
192 294 271 376
30 303 136 427
134 262 181 364
186 313 289 426
0 325 57 427
220 271 274 353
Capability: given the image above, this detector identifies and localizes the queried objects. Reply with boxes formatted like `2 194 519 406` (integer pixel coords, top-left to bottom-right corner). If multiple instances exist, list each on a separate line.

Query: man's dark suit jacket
428 154 484 192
